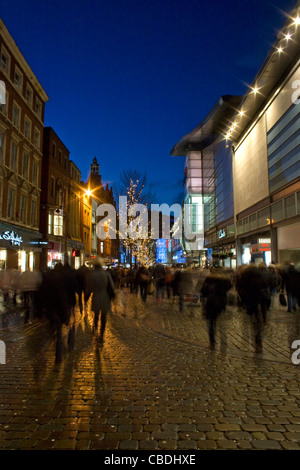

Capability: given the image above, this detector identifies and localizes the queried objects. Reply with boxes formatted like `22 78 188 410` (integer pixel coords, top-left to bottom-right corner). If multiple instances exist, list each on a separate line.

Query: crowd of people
0 260 299 358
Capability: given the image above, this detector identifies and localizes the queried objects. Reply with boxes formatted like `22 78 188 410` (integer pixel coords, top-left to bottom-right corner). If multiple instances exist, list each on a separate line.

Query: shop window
271 200 284 223
18 251 26 272
0 249 6 270
285 194 296 219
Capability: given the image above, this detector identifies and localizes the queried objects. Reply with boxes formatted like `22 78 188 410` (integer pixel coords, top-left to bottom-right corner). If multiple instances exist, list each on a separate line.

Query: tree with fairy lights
115 170 156 267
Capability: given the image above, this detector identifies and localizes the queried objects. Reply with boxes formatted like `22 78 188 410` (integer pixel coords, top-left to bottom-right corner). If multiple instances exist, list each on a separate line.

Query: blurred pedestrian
136 265 150 303
201 270 232 348
282 262 299 312
86 260 115 342
236 265 265 353
76 264 90 314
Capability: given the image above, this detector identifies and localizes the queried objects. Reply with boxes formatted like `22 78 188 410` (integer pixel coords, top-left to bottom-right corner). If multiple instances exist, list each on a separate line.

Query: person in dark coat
236 265 265 353
76 264 90 314
282 263 300 312
201 270 232 349
136 266 150 303
86 261 115 342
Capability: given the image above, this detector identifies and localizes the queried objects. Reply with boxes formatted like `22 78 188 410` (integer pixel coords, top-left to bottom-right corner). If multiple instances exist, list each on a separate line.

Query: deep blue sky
1 0 296 204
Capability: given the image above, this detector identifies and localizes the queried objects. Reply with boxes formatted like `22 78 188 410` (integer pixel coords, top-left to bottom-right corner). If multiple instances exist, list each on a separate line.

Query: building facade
87 157 117 266
227 1 300 266
171 95 241 267
0 19 48 271
40 127 72 269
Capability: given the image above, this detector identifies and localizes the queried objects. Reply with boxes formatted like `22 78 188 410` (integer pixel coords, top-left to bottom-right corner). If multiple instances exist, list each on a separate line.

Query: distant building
0 18 49 270
171 95 241 267
87 157 117 266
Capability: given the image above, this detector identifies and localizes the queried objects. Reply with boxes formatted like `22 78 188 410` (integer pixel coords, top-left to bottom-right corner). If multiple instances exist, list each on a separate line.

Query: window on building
12 103 20 129
285 194 296 219
10 141 18 172
51 176 55 198
34 98 42 119
52 142 56 157
7 187 15 219
59 150 62 164
14 67 23 91
0 132 5 162
0 83 7 115
48 212 53 234
53 215 63 236
24 117 31 140
32 160 38 186
22 153 28 179
30 199 37 226
1 48 10 74
33 128 40 150
20 194 27 223
25 84 33 106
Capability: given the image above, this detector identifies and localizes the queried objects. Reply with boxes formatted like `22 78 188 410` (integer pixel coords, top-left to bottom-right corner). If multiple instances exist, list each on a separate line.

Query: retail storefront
0 222 42 271
277 222 300 265
47 241 65 269
205 224 236 269
239 232 272 266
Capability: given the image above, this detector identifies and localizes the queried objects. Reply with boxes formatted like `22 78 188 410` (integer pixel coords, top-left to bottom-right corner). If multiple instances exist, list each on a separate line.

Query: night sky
1 0 296 205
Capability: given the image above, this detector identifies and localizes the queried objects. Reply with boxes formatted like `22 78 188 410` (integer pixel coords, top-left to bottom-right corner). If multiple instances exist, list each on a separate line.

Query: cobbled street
0 291 300 451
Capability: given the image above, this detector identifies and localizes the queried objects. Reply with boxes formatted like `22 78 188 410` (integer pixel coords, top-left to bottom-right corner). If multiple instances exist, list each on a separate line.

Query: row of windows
0 95 41 149
268 103 300 193
1 44 42 119
5 185 37 226
236 190 300 235
0 133 39 184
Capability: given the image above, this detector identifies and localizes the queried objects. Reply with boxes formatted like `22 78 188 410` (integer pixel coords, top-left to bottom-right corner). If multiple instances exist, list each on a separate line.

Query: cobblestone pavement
0 290 300 450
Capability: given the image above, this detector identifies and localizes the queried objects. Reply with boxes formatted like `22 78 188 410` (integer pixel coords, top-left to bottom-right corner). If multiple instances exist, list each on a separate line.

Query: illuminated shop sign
219 229 226 239
0 231 23 246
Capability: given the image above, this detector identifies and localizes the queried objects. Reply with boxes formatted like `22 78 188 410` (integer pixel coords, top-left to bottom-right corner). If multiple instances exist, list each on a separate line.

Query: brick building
0 18 48 270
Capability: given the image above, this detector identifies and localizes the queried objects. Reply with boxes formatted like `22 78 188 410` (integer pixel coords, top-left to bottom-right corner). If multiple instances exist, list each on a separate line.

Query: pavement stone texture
0 289 300 450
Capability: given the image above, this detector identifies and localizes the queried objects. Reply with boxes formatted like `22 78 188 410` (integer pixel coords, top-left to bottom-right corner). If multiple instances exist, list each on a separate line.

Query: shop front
240 233 272 266
205 224 236 269
277 222 300 265
0 222 43 271
47 240 65 269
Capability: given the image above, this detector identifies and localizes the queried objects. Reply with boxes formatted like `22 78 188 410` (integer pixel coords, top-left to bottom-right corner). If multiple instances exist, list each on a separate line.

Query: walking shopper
201 269 232 349
236 265 265 353
86 260 115 342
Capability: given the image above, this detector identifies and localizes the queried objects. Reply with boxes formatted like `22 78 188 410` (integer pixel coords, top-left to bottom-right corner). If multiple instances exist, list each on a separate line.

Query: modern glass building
171 95 242 267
